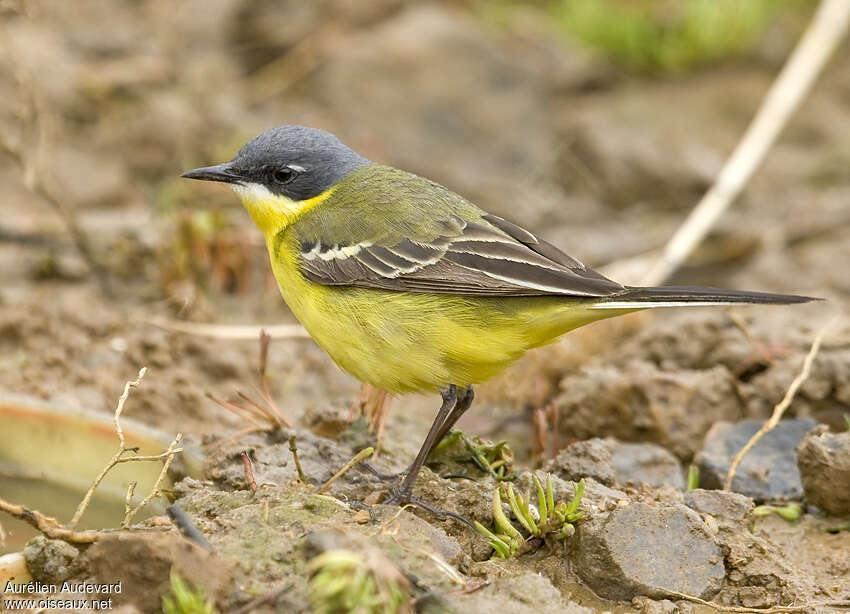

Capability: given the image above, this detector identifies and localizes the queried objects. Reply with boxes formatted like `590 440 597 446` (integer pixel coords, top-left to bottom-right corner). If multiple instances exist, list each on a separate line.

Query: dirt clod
683 488 754 522
574 502 725 601
545 438 616 486
797 426 850 515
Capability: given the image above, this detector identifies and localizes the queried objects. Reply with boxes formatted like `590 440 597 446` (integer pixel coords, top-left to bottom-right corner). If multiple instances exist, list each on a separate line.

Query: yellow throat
231 182 336 236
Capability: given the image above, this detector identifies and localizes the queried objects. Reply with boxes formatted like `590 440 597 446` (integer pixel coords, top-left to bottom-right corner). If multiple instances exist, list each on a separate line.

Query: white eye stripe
288 164 306 173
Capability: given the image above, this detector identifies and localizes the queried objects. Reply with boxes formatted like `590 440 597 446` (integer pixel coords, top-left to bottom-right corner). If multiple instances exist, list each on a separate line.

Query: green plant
686 464 700 491
753 503 803 522
475 475 585 558
162 570 215 614
431 429 515 480
552 0 803 73
308 549 411 614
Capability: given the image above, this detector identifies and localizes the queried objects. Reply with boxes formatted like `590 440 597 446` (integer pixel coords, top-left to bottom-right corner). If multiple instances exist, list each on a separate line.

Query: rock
797 426 850 515
23 537 81 584
684 489 754 522
545 438 616 485
556 362 742 459
695 419 816 501
450 571 593 614
574 502 724 601
610 441 684 489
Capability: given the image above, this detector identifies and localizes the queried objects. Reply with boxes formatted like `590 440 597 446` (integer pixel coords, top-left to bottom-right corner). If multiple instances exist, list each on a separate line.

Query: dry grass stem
724 318 835 490
639 0 850 286
316 447 374 495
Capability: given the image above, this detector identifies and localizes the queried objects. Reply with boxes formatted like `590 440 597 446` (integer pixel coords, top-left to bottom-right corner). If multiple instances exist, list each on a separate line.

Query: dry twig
69 368 184 528
642 0 850 286
289 434 309 484
0 497 101 544
121 433 182 528
316 447 374 495
724 318 835 490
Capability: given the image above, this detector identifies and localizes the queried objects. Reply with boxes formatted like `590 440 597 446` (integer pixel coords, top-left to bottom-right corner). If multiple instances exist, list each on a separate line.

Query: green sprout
826 523 850 534
162 570 215 614
475 475 585 559
686 465 700 491
753 503 803 522
843 413 850 431
431 429 514 480
308 549 411 614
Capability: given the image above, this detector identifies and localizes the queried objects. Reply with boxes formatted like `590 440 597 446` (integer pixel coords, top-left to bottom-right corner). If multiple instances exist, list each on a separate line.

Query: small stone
684 489 754 522
610 441 684 489
546 438 615 485
353 509 371 524
695 419 816 501
574 502 725 601
797 426 850 515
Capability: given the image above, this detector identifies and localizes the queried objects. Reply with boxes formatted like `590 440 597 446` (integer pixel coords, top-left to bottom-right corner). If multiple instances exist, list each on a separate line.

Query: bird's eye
271 167 296 184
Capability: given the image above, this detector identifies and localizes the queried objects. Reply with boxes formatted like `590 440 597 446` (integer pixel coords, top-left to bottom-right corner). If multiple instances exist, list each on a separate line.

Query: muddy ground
1 1 849 613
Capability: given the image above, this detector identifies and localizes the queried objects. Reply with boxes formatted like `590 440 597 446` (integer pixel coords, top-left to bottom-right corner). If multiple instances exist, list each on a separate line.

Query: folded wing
298 213 624 297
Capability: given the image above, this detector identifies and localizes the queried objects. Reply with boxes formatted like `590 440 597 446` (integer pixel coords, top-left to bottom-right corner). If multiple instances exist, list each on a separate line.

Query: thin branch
724 318 834 490
641 0 850 286
0 497 101 544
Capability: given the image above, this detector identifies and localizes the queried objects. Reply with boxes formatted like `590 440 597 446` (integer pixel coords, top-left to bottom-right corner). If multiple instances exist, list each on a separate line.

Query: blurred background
0 0 847 445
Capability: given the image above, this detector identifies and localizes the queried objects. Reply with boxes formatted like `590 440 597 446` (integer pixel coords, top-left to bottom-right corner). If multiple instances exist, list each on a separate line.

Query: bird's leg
384 385 458 505
432 386 474 447
361 386 475 482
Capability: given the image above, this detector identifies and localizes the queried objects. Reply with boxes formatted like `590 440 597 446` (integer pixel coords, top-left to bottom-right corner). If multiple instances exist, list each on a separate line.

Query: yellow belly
267 234 623 394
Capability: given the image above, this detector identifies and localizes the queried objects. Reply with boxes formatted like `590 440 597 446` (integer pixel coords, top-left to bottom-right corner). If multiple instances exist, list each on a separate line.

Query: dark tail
588 285 819 310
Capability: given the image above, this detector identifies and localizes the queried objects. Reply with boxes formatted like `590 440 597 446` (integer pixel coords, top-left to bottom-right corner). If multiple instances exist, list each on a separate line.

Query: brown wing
298 213 624 297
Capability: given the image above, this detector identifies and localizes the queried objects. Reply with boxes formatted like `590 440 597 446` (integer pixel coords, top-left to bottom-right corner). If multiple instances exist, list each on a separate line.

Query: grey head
182 125 370 200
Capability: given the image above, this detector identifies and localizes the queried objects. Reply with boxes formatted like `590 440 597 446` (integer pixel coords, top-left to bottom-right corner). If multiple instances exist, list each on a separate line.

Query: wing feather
297 213 623 297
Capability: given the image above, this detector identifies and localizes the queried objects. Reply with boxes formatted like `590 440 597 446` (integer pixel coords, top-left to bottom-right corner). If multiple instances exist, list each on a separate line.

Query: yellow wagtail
183 125 815 508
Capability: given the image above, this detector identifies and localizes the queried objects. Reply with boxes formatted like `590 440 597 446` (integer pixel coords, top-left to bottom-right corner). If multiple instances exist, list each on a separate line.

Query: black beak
181 162 242 184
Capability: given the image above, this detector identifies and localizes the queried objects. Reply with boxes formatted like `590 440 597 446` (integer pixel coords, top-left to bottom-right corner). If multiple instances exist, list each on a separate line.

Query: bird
183 125 815 509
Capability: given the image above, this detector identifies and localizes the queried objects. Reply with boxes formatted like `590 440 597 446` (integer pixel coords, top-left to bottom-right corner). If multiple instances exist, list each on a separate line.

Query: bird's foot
358 461 409 482
382 483 473 528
